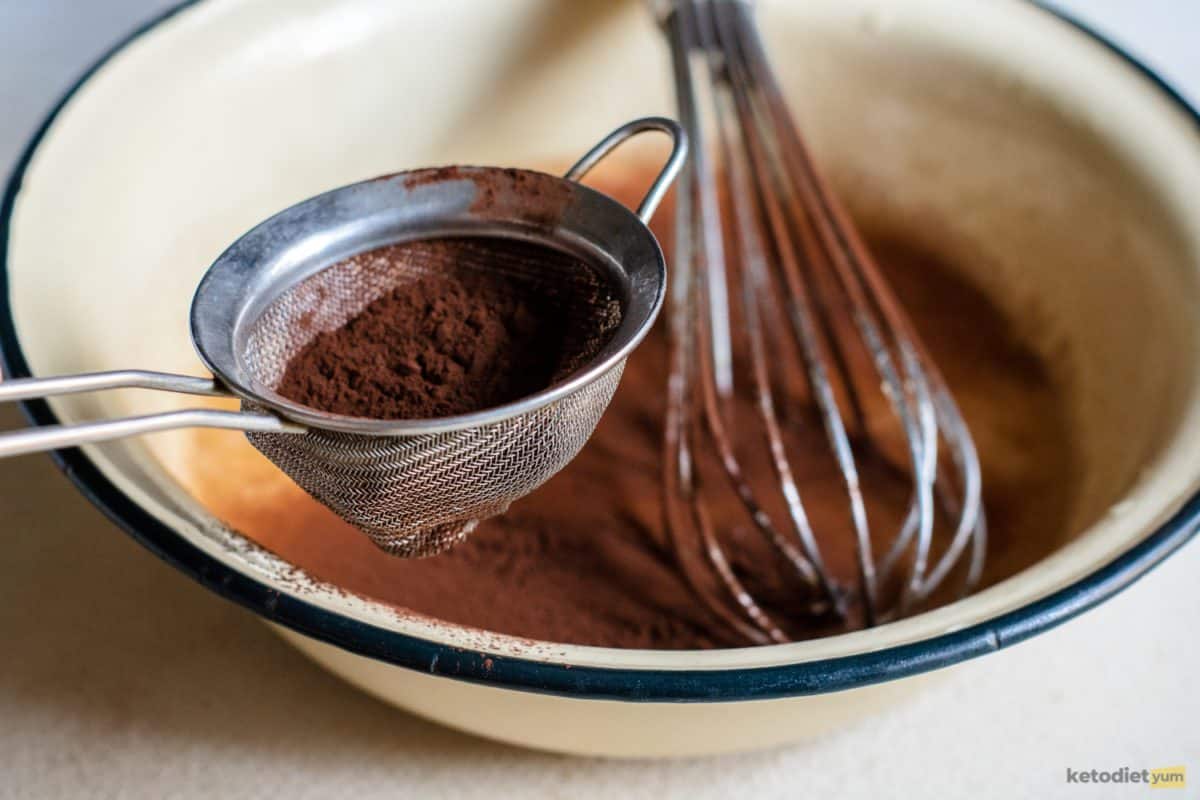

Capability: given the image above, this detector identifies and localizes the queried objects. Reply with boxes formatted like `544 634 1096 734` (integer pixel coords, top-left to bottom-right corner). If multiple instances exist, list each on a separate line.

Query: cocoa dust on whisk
276 237 620 419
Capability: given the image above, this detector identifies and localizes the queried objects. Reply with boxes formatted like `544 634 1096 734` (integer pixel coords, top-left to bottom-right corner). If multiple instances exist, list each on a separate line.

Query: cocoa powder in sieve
276 237 617 419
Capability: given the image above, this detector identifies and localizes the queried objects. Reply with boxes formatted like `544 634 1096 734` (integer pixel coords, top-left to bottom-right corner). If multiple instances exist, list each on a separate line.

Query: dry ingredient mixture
276 238 597 419
172 165 1075 649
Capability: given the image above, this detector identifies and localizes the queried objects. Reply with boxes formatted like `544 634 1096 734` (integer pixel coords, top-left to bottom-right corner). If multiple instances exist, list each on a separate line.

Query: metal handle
0 369 302 459
0 370 225 403
564 116 688 224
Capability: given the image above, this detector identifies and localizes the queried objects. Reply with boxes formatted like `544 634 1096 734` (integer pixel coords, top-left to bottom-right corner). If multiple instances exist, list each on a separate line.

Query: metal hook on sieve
563 116 686 224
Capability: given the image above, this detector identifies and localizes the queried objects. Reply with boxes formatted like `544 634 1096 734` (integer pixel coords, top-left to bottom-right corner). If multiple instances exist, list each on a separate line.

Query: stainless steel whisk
657 0 986 643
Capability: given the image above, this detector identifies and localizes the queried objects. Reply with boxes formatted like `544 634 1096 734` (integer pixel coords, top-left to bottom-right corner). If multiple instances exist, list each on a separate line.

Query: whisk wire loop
660 0 987 639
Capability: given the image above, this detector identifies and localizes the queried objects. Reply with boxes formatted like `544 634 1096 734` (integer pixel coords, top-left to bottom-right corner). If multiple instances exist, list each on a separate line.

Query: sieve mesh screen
238 235 627 556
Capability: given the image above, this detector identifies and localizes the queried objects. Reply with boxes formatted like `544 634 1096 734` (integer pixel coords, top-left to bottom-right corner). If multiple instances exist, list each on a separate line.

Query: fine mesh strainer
0 117 686 556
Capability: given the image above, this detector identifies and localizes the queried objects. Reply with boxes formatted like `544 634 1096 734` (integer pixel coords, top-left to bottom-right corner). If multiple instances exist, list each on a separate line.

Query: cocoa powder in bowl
275 236 622 419
172 166 1076 649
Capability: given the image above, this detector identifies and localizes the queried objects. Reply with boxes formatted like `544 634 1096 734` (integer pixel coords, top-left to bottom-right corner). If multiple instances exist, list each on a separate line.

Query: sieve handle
0 410 298 459
0 369 225 402
563 116 688 224
0 369 302 459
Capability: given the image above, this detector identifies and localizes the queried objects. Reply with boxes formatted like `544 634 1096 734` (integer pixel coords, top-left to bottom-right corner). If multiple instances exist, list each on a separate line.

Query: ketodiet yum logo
1065 765 1186 789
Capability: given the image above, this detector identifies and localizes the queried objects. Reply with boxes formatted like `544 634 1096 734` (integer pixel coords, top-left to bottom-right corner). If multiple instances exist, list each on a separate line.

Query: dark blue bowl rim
2 0 1197 703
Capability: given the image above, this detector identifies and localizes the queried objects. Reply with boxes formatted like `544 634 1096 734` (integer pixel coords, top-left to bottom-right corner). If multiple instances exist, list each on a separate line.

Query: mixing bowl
3 0 1199 757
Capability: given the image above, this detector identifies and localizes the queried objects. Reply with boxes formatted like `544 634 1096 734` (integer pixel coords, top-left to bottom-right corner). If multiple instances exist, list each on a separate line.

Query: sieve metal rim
0 117 685 457
190 172 668 436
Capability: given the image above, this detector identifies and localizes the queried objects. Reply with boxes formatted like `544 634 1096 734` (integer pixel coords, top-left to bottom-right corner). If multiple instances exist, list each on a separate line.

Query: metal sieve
0 117 686 556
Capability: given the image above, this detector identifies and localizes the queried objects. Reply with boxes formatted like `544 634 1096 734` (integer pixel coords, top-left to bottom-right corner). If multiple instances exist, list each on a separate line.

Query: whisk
657 0 986 643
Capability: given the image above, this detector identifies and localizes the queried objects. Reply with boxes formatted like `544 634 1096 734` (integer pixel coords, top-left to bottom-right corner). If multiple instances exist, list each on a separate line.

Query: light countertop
1 2 1197 797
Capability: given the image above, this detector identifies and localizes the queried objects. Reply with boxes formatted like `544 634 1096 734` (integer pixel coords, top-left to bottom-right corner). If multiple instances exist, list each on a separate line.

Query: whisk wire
664 2 842 644
661 0 987 639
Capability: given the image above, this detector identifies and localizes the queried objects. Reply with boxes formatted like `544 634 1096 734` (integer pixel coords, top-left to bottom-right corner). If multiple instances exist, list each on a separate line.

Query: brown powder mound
275 238 595 419
170 166 1076 649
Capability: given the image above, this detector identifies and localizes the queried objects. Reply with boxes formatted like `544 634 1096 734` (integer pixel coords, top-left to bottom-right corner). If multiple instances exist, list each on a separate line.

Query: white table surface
1 2 1197 798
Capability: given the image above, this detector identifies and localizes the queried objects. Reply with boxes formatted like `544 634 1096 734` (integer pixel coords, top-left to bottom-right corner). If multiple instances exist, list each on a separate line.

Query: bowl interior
6 0 1200 670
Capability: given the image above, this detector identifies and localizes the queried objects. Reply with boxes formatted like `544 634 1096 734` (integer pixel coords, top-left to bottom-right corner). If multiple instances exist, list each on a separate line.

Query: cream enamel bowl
3 0 1200 758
